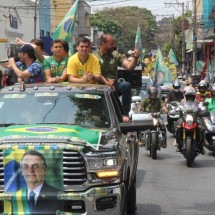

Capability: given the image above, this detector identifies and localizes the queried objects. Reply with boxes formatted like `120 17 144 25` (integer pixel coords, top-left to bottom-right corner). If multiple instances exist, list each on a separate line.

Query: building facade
0 0 37 68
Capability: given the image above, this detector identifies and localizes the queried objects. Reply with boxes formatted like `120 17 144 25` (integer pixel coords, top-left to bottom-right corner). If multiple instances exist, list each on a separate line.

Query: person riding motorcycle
195 80 211 102
205 84 215 112
165 81 184 103
175 87 205 154
191 72 201 88
137 86 168 148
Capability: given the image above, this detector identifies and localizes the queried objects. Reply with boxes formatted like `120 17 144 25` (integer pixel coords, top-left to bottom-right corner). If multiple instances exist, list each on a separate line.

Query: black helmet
148 86 158 98
172 81 181 90
198 80 207 91
184 88 196 101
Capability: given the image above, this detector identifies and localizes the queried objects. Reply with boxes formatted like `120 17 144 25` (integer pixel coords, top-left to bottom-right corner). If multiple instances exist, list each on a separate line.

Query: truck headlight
104 158 117 166
185 114 193 126
88 158 118 169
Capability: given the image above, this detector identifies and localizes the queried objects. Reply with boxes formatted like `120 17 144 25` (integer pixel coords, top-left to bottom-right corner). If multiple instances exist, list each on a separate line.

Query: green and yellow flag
155 47 172 84
135 25 142 60
135 25 142 51
51 0 79 55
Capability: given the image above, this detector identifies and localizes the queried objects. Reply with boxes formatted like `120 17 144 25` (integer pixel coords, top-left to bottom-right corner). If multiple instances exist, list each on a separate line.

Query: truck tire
127 175 137 213
121 184 128 215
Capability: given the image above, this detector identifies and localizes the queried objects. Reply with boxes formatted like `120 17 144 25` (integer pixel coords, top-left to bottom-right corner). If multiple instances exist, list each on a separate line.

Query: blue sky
88 0 192 20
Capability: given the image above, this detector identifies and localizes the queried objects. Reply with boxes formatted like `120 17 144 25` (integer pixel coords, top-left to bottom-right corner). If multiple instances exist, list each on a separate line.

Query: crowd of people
0 34 141 117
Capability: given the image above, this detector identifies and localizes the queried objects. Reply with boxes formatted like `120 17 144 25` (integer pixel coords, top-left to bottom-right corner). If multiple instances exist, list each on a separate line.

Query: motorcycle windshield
179 101 199 113
210 112 215 124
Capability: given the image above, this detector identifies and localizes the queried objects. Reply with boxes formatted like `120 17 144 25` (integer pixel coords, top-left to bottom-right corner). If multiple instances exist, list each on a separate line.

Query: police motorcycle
174 89 206 167
132 112 166 159
130 87 167 160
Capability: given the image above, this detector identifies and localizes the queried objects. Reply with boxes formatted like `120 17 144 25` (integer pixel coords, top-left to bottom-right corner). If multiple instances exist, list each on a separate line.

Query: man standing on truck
67 37 109 85
0 44 43 84
93 33 140 116
12 150 64 214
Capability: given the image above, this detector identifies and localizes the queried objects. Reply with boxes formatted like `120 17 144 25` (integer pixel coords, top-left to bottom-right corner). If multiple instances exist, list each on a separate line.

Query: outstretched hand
15 37 25 45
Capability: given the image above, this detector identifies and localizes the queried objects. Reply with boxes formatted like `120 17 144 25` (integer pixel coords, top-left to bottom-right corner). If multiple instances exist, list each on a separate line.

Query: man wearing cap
0 44 43 84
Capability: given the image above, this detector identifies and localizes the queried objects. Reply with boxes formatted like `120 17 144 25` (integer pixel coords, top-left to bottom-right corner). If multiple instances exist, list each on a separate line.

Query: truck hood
0 124 107 150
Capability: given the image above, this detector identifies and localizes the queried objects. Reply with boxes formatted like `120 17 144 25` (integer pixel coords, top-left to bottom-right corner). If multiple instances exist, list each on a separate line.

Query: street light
34 0 39 39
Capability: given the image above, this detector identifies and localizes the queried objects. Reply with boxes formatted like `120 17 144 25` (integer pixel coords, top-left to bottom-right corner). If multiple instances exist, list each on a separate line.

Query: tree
91 6 157 53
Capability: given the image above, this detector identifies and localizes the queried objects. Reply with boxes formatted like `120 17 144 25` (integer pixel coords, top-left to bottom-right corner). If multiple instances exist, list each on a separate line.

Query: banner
4 148 64 214
208 59 214 82
135 25 142 60
168 48 178 66
155 47 173 84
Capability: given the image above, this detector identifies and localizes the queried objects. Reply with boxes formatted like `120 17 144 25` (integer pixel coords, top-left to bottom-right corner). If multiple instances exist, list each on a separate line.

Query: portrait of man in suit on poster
12 150 64 214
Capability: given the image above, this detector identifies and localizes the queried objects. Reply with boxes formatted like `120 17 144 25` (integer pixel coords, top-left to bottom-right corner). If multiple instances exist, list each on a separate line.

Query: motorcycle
174 101 205 167
132 112 166 159
166 101 180 135
201 105 215 156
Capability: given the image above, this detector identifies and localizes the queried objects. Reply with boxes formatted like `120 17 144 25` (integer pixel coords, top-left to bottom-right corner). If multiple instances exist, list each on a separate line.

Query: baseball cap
19 44 35 59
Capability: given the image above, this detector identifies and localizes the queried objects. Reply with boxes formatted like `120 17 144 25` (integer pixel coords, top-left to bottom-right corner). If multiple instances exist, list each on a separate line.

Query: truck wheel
121 184 128 215
127 175 137 213
150 133 157 159
212 140 215 157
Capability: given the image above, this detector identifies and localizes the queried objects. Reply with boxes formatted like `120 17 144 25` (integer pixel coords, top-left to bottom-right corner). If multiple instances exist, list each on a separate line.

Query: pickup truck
0 83 153 215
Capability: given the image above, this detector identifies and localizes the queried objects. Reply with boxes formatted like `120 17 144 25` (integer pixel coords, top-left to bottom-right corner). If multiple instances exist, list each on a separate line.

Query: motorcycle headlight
185 114 194 126
153 118 158 126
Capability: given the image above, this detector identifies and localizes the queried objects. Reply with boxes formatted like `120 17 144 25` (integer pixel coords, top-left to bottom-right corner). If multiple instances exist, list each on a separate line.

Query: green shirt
138 97 164 113
205 98 215 112
42 56 68 77
93 50 127 79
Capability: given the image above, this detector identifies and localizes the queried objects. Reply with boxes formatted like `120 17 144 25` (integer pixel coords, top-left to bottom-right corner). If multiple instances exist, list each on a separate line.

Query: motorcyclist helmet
198 80 207 93
172 81 181 90
184 87 196 101
210 84 215 98
195 71 201 79
183 86 194 94
148 86 158 99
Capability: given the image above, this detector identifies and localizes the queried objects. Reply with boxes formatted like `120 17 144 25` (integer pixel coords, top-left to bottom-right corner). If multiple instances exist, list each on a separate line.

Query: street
135 117 215 215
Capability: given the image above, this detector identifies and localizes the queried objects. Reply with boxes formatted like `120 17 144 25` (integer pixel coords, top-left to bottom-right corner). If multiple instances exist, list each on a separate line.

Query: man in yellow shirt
67 37 109 84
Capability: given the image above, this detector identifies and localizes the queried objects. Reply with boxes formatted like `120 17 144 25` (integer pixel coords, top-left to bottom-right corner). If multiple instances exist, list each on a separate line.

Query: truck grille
63 150 87 186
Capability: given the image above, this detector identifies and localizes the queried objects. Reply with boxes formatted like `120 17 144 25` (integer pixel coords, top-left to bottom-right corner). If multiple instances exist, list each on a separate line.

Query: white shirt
28 183 43 204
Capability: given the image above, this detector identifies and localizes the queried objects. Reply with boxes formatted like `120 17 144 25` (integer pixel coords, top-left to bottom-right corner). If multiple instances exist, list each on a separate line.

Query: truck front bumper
58 183 126 214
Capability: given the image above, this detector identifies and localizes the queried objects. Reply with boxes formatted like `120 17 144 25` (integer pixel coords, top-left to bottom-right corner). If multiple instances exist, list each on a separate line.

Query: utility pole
34 0 39 39
192 0 197 74
165 1 186 75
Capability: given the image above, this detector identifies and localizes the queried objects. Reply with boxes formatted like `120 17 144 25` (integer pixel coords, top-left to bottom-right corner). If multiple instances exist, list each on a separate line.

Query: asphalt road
134 116 215 215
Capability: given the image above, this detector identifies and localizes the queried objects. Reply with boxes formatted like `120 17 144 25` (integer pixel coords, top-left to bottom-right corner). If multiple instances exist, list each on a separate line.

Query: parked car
0 82 153 215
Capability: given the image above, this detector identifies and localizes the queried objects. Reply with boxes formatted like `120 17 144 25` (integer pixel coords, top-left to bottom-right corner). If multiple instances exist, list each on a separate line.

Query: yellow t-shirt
67 53 101 84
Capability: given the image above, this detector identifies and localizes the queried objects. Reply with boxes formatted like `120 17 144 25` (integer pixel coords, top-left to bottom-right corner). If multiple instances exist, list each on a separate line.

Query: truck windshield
0 92 110 128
